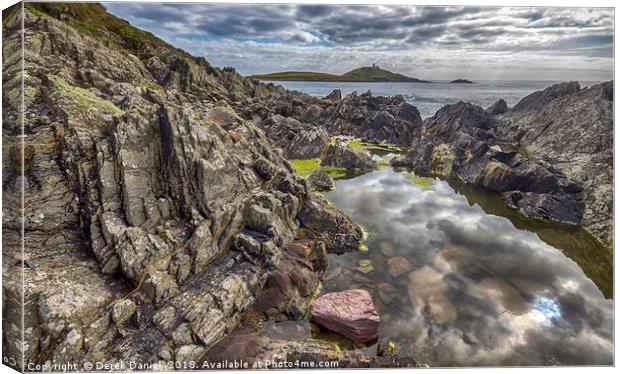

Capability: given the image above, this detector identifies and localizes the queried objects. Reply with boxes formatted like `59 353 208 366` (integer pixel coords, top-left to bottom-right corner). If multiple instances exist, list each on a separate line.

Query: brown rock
310 289 380 343
387 256 412 278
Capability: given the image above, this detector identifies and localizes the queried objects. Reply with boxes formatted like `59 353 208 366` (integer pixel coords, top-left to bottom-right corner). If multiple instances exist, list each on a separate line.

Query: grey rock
498 81 613 242
323 89 342 102
307 170 335 191
111 300 137 326
298 195 363 254
320 141 376 169
486 99 508 115
175 344 205 363
396 100 588 227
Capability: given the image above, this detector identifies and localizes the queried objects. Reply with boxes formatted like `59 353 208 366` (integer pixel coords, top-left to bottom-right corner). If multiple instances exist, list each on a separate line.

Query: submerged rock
387 256 412 278
310 289 380 343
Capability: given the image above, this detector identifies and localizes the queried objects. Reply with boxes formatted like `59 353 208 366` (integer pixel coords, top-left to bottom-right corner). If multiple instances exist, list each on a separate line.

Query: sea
263 80 605 119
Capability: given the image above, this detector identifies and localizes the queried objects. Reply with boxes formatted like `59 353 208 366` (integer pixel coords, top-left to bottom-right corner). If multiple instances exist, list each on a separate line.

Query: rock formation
307 170 336 191
486 99 508 115
392 82 613 243
1 5 363 370
497 82 613 243
320 141 376 169
318 91 423 146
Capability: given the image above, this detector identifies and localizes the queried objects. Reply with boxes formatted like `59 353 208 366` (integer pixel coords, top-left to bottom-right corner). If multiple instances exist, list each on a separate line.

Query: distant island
250 64 431 83
451 79 474 83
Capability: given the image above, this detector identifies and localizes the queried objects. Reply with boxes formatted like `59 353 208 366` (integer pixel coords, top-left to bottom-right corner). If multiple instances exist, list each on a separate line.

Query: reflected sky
320 169 613 366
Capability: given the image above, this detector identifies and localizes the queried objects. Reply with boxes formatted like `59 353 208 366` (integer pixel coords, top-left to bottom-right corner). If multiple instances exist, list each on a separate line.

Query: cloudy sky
103 3 614 81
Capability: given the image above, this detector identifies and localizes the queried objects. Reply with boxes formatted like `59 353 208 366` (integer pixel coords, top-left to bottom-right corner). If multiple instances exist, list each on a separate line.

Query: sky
103 3 614 81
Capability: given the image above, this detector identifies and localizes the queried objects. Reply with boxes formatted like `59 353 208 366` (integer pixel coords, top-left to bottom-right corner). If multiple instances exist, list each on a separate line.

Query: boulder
307 170 335 191
320 141 375 169
260 115 330 159
253 238 328 320
310 289 380 343
298 195 363 254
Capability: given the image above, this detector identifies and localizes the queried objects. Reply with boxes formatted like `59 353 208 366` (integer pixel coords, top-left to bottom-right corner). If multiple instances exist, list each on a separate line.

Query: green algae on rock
290 159 321 177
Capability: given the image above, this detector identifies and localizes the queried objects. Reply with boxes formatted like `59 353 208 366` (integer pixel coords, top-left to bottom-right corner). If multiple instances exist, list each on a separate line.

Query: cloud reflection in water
322 169 613 366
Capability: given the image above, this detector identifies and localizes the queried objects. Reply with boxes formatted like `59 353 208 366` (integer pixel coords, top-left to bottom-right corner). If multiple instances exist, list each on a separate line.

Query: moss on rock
290 159 321 177
49 76 122 115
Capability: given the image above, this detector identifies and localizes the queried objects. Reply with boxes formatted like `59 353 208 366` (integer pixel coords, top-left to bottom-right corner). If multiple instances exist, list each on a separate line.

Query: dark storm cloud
105 3 612 49
296 5 333 19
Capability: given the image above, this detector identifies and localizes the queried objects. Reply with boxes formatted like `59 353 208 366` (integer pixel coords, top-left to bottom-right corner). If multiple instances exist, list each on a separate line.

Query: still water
261 165 613 366
265 80 604 119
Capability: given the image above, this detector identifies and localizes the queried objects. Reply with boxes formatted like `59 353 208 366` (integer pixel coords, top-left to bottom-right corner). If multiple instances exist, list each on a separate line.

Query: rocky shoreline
2 3 613 371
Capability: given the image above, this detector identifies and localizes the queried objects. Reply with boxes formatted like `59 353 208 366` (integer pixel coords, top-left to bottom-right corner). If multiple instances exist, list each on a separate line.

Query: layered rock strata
2 5 362 370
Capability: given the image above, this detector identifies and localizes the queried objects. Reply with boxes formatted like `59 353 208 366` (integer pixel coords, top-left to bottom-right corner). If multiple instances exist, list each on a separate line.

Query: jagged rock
111 300 136 326
260 115 330 159
498 81 613 242
396 100 587 227
0 4 332 368
307 170 335 191
486 99 508 115
320 141 376 169
310 289 380 343
298 195 363 254
319 92 422 146
253 238 328 320
323 89 342 102
510 81 581 113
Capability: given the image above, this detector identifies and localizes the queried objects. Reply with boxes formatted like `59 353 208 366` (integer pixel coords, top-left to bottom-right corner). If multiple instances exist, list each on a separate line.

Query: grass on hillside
251 66 429 82
251 71 344 81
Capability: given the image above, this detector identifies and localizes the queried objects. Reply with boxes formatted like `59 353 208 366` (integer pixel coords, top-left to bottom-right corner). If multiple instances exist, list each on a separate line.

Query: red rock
310 289 380 343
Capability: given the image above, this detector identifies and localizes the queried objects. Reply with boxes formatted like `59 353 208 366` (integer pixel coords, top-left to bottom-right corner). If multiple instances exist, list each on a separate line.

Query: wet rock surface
205 309 421 368
298 195 364 254
310 289 380 343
